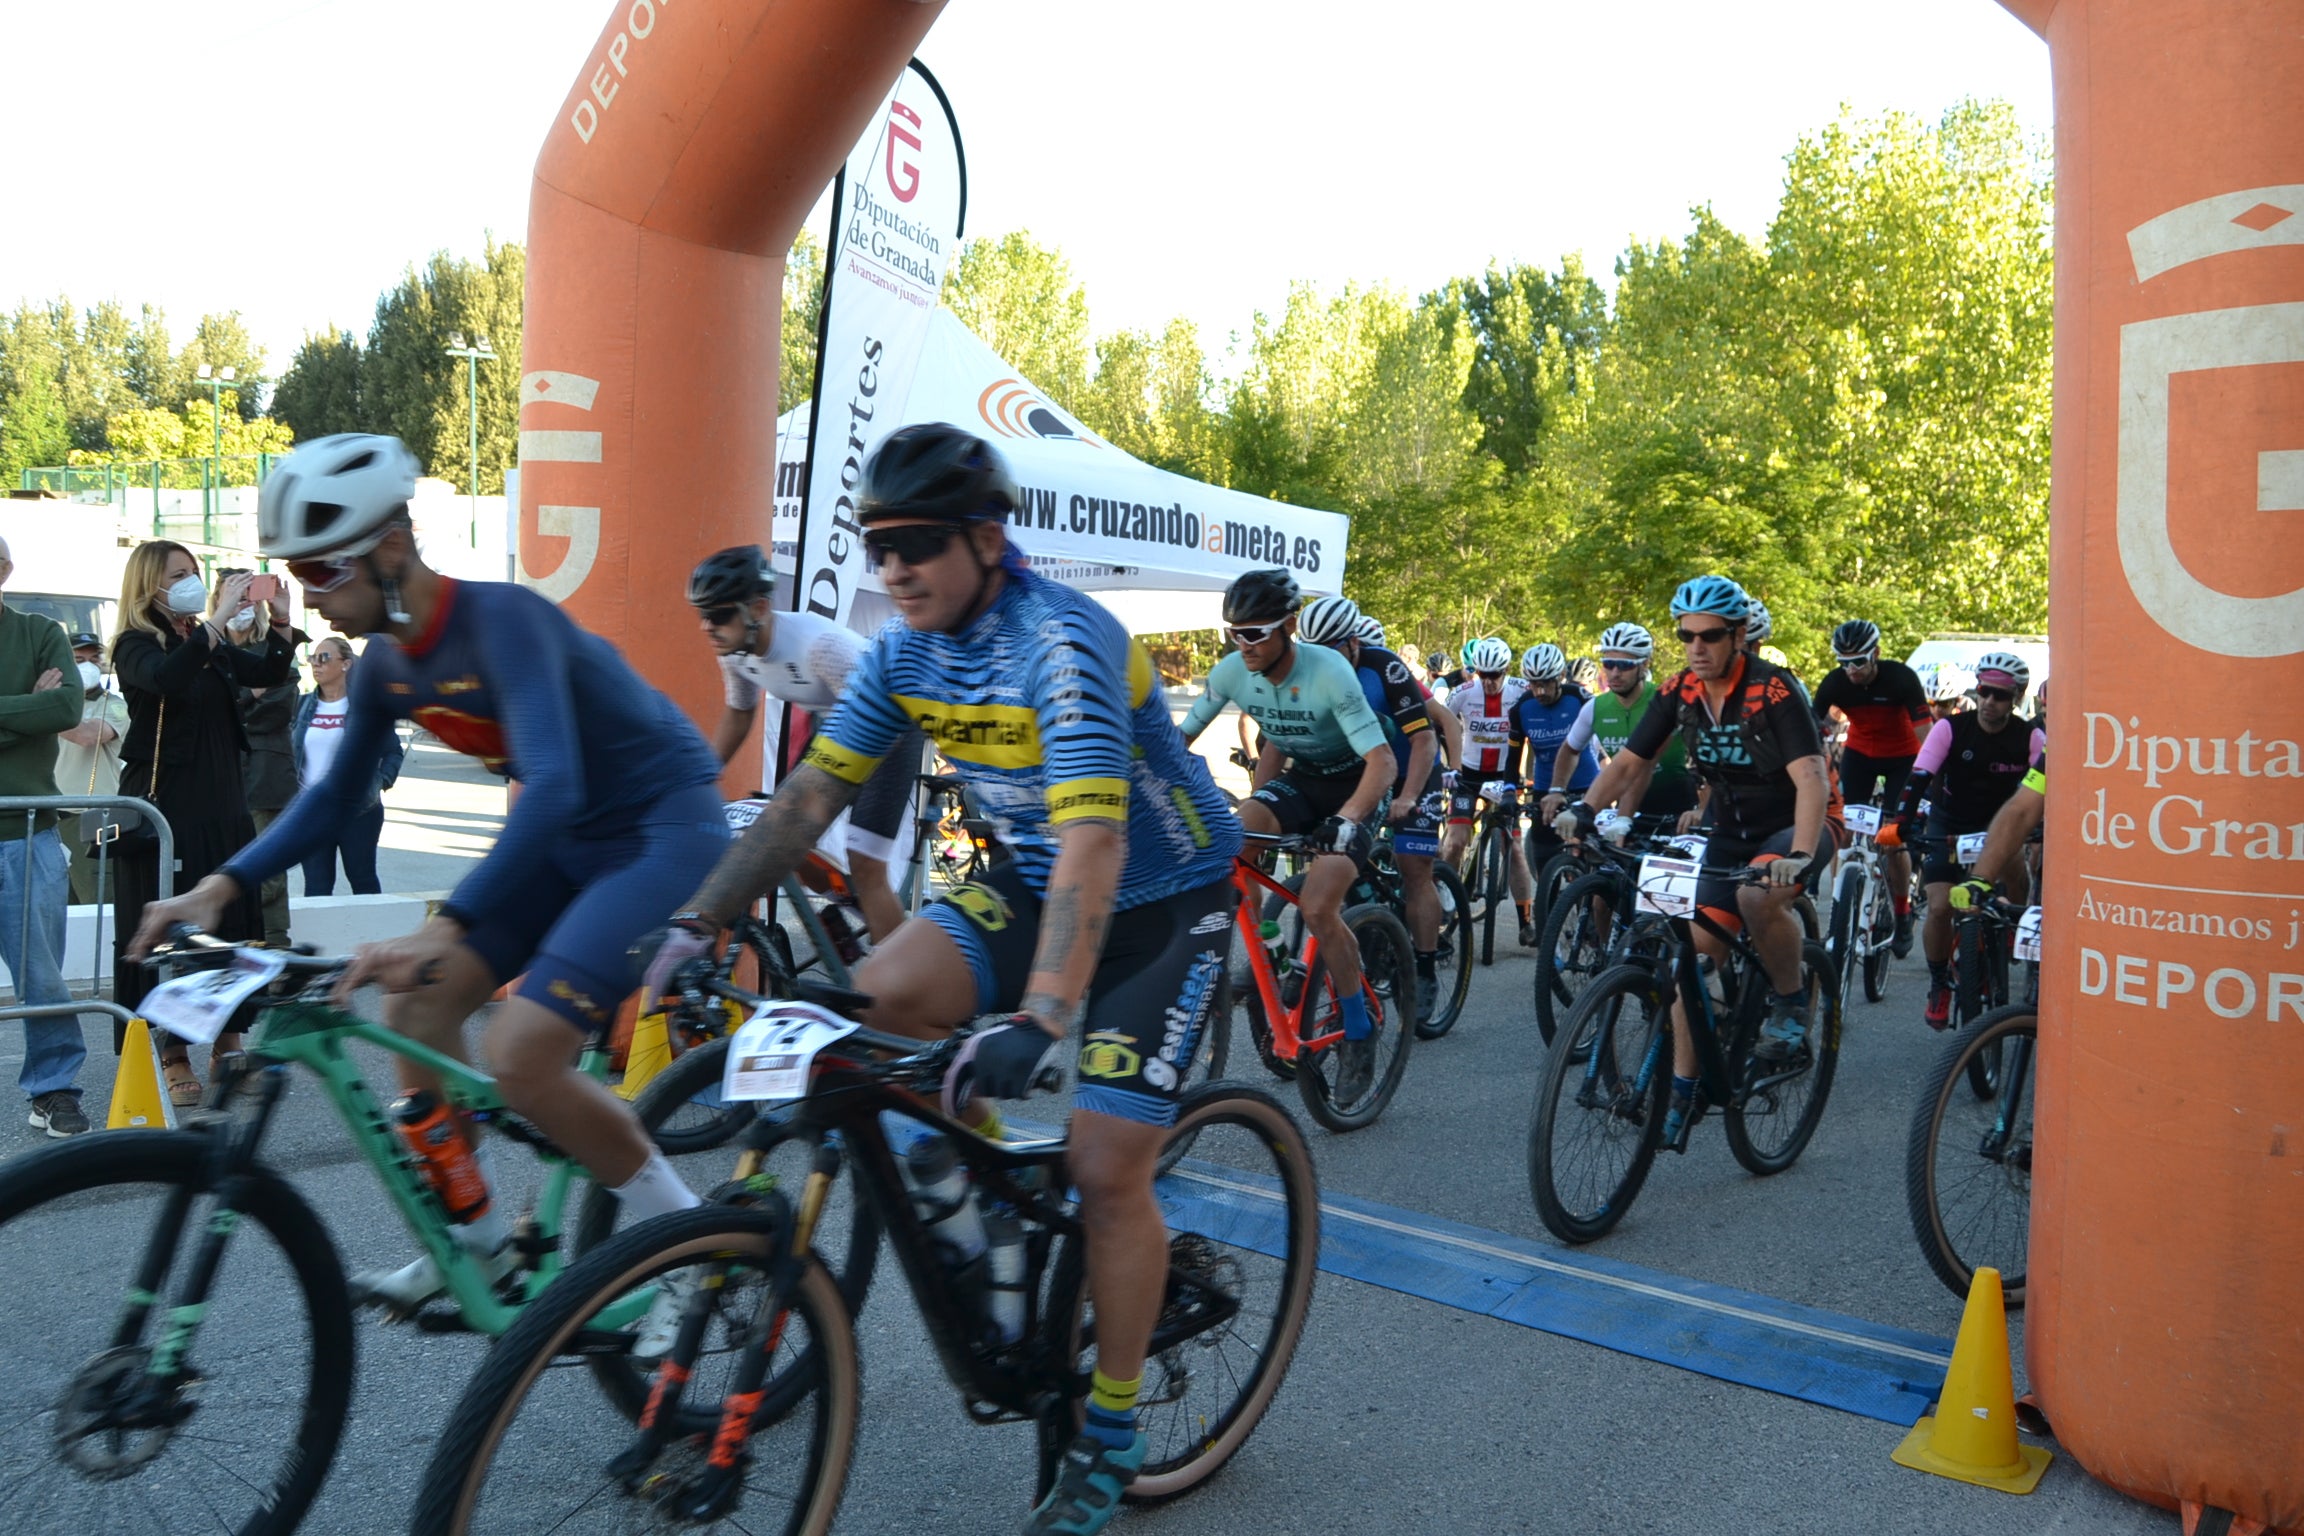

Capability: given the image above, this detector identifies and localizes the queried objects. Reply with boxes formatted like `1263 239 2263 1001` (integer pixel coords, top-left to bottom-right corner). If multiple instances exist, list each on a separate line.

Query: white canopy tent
773 309 1348 634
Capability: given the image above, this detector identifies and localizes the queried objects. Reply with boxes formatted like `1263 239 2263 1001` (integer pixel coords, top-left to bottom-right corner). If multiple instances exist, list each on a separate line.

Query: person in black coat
109 542 292 1105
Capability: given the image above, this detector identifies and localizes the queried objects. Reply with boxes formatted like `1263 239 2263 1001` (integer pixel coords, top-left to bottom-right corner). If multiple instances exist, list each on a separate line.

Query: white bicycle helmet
1464 637 1513 675
1596 622 1653 662
1930 664 1976 702
1743 599 1773 644
1297 594 1362 646
1972 650 2031 697
258 434 421 560
1520 643 1567 682
1353 614 1386 648
1566 657 1598 691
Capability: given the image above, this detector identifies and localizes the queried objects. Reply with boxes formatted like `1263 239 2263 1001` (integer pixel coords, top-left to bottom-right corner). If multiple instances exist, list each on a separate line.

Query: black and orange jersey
1627 654 1828 842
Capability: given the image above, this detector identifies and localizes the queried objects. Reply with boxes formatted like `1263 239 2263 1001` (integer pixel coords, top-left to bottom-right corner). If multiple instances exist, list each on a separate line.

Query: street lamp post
444 333 498 550
194 363 237 547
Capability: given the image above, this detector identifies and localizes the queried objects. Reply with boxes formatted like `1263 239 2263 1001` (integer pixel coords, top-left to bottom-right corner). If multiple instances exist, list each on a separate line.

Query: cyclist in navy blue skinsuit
131 435 727 1315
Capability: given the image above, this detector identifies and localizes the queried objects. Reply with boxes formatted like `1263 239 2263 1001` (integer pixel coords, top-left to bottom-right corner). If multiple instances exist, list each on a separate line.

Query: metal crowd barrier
0 793 175 1041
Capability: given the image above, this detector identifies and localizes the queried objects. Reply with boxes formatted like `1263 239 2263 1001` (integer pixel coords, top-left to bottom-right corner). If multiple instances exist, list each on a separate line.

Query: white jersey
1446 677 1528 777
718 609 862 712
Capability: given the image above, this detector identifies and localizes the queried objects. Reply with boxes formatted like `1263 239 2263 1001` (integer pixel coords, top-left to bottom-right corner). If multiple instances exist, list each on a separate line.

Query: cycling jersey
1180 642 1388 778
1812 659 1929 758
1624 655 1827 843
1350 645 1434 786
1511 685 1599 792
718 608 860 712
809 566 1241 907
225 577 720 923
1905 713 2045 833
1446 677 1529 778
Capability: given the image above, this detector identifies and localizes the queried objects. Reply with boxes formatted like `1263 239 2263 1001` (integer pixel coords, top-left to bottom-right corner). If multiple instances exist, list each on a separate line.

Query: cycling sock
1084 1368 1141 1450
1670 1074 1699 1105
1892 891 1911 915
458 1140 510 1255
1338 988 1372 1040
1771 988 1808 1015
971 1106 1006 1142
612 1148 702 1223
1414 949 1438 979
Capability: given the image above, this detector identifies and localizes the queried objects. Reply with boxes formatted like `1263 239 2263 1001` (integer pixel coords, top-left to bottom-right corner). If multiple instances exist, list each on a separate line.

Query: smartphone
247 574 282 603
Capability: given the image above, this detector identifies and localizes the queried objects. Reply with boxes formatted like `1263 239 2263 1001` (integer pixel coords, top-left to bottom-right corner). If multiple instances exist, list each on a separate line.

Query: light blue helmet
1670 575 1750 622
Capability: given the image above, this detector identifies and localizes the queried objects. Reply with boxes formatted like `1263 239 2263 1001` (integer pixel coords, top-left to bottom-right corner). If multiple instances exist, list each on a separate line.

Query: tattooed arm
1017 819 1126 1038
685 762 862 925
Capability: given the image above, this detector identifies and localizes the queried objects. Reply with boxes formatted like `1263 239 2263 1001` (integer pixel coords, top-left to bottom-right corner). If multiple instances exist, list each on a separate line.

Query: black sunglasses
699 604 743 626
1677 626 1731 646
1975 686 2016 703
863 523 967 567
1600 659 1641 671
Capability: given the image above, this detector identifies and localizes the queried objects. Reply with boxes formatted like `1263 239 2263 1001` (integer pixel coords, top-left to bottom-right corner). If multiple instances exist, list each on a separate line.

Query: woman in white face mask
107 541 295 1104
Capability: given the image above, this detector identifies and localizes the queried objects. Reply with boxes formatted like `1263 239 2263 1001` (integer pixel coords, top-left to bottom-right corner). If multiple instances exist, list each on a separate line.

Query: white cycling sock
455 1138 510 1256
612 1148 702 1223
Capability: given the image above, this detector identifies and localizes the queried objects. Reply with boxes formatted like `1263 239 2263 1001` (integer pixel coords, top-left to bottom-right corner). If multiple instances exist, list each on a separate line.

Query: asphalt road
0 743 2179 1535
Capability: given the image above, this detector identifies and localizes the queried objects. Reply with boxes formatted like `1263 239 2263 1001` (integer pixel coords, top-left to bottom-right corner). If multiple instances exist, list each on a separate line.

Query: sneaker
27 1091 88 1138
350 1241 517 1320
1023 1430 1148 1535
1924 983 1952 1031
632 1265 703 1361
1518 921 1539 948
1333 1035 1375 1104
1751 1000 1809 1063
1891 910 1915 959
1414 973 1438 1022
1660 1092 1696 1152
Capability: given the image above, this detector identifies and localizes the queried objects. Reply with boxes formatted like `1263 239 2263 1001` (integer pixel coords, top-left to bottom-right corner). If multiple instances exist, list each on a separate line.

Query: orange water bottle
391 1090 491 1224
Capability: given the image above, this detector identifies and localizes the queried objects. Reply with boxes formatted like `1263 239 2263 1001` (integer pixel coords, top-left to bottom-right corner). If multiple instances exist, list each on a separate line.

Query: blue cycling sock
1338 988 1372 1040
1670 1074 1699 1103
1084 1369 1140 1450
1771 988 1808 1014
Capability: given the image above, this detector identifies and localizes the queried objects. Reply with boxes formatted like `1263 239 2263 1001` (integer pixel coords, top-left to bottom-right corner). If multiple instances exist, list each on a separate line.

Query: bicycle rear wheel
1905 1004 2037 1303
1954 917 2004 1100
1722 941 1842 1175
1528 963 1669 1243
1862 874 1895 1003
1043 1083 1319 1503
1295 904 1416 1131
1537 869 1622 1046
0 1130 354 1536
414 1204 855 1536
1414 860 1474 1039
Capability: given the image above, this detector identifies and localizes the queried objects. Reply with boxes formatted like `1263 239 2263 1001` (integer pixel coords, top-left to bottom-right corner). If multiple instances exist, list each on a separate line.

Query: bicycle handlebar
667 960 958 1075
151 924 348 978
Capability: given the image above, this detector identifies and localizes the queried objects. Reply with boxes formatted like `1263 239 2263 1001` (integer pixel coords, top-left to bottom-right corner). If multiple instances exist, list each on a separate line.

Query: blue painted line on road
1156 1162 1953 1427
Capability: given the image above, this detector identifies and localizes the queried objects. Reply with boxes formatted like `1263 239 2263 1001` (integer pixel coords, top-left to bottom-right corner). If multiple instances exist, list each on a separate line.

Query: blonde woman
109 541 293 1104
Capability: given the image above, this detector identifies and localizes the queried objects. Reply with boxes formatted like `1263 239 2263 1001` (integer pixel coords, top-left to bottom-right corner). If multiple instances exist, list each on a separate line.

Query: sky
7 1 2051 380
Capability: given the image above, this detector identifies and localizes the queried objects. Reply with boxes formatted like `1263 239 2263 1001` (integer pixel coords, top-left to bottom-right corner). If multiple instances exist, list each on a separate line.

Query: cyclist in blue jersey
131 434 728 1314
1177 571 1396 1102
1299 594 1447 1019
1511 643 1598 939
642 425 1242 1536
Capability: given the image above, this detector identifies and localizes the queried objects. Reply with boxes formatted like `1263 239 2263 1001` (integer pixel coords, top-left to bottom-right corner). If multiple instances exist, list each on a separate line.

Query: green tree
1077 318 1226 482
270 327 368 442
940 230 1091 410
123 305 182 412
0 352 69 486
780 228 824 413
1435 257 1608 478
176 313 269 418
364 239 523 491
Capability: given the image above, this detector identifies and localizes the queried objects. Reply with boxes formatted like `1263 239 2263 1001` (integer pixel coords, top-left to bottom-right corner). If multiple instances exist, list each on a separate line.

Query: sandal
161 1058 203 1108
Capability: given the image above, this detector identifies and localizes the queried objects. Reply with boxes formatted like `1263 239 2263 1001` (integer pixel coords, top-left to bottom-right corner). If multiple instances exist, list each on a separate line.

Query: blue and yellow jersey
804 568 1241 905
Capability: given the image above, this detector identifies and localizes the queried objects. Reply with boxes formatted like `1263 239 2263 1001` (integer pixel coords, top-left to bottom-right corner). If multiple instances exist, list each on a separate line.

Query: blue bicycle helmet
1669 575 1750 622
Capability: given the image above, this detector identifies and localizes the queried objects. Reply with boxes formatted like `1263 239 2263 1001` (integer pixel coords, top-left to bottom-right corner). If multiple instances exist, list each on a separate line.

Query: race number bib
1956 831 1990 864
1636 855 1702 918
2014 906 2044 963
139 948 286 1047
1666 834 1708 862
722 1003 859 1104
1842 804 1881 837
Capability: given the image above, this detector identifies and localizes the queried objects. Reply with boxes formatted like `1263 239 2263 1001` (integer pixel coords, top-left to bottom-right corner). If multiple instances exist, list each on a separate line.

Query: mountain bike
0 928 699 1536
1935 827 2017 1098
1284 828 1470 1040
1532 817 1685 1046
1906 901 2038 1301
1528 859 1842 1243
1458 784 1524 966
1228 831 1416 1130
1827 801 1898 1007
411 972 1319 1536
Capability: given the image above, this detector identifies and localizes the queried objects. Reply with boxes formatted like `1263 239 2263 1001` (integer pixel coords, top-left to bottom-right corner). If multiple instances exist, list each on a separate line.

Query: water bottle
982 1210 1027 1345
905 1136 990 1318
392 1090 491 1224
1260 918 1298 991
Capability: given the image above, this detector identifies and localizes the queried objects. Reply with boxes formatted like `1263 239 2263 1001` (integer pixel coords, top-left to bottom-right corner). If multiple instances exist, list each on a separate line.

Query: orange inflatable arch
518 1 2303 1529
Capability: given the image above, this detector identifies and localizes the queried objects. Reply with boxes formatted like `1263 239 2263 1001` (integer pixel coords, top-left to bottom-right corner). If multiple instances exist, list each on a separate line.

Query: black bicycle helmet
1832 619 1881 658
1223 568 1301 625
687 545 773 608
856 423 1021 526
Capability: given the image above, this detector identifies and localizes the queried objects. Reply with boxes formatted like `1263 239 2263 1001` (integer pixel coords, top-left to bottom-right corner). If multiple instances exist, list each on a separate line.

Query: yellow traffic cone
106 1017 173 1130
1892 1266 2053 1493
615 1009 673 1102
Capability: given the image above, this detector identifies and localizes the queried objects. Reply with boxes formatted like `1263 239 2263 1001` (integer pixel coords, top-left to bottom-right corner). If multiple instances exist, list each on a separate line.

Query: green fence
18 456 283 499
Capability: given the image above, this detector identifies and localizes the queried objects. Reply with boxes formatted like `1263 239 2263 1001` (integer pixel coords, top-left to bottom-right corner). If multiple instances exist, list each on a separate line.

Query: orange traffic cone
106 1017 173 1130
615 1009 673 1102
1892 1266 2053 1493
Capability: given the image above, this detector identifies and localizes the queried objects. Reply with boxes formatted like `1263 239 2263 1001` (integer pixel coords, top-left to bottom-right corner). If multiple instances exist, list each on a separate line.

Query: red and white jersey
1447 677 1528 776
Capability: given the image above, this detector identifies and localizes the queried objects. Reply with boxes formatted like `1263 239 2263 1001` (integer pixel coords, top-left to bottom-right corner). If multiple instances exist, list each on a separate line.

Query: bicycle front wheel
1477 824 1507 966
1535 868 1621 1046
413 1205 857 1536
1906 1005 2037 1303
1954 918 2004 1100
0 1130 354 1536
1722 941 1843 1175
1528 963 1670 1243
1827 862 1865 1011
1415 860 1475 1039
1044 1083 1319 1503
1295 904 1417 1131
1862 873 1895 1003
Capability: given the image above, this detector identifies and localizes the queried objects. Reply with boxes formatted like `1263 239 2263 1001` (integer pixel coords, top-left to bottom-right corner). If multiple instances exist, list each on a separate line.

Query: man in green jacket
0 539 91 1136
